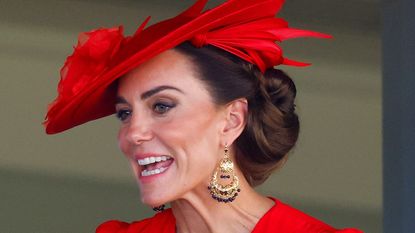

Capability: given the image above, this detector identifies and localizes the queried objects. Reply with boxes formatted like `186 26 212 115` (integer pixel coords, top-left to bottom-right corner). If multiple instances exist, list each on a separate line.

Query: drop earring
208 144 241 203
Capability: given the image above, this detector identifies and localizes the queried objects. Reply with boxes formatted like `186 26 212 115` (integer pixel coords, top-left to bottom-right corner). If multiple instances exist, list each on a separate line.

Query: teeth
141 167 167 177
137 156 171 166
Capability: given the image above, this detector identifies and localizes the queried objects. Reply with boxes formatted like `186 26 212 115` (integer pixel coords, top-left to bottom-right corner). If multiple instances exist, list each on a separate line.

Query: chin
140 190 173 207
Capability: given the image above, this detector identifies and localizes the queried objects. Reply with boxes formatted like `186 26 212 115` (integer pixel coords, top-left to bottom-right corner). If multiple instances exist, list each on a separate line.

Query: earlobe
221 98 248 145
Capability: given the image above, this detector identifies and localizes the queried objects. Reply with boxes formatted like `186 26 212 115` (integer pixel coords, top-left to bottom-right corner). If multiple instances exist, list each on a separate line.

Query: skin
116 49 274 233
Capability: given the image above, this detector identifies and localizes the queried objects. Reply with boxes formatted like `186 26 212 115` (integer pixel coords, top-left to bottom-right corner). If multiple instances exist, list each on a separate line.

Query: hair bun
234 67 300 186
262 69 297 115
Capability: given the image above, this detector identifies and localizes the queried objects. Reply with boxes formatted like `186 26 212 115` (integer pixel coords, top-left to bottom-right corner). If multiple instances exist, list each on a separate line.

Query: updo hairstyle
175 42 299 187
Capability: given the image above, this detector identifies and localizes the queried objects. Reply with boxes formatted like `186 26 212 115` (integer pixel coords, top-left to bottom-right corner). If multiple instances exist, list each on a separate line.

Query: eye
116 109 132 122
153 102 175 114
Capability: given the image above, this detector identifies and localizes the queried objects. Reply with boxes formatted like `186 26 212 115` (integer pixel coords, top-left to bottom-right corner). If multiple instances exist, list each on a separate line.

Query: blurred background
0 0 381 232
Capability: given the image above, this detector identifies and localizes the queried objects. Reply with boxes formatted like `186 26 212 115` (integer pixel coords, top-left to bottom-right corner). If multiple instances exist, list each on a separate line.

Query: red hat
44 0 331 134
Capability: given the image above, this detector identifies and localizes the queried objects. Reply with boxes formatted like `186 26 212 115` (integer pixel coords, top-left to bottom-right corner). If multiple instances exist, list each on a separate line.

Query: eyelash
116 109 131 122
153 102 176 114
115 102 176 122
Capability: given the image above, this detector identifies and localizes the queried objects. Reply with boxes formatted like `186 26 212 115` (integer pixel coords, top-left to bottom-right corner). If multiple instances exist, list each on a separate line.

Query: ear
220 98 248 146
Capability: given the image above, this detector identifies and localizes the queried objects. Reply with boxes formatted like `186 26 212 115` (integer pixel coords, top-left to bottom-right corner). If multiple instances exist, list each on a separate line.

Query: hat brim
44 0 330 134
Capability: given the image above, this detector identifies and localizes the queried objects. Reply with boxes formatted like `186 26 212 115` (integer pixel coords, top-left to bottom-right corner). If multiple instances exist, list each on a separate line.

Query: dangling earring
208 144 241 203
152 204 165 212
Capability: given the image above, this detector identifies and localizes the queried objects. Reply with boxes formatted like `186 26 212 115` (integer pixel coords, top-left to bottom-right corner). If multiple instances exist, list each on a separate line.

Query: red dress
96 198 363 233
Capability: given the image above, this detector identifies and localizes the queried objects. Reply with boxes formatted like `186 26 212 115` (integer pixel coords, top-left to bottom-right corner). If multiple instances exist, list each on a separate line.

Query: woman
44 0 363 232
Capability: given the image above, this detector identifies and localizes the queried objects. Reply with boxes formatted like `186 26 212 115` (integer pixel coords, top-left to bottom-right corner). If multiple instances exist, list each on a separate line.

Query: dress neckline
169 196 280 233
250 197 280 232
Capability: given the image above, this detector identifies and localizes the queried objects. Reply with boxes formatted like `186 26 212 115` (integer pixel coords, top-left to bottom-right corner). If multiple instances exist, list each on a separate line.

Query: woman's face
116 49 227 206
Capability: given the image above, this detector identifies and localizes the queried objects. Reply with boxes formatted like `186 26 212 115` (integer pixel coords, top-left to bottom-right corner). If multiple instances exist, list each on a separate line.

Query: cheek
162 109 215 142
156 108 221 161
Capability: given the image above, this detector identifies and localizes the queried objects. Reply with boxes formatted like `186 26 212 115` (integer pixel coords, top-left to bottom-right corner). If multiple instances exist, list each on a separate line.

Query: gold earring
208 144 241 203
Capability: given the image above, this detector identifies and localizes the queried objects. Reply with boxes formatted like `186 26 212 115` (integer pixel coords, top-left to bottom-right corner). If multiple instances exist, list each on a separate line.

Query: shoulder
253 198 364 233
95 209 175 233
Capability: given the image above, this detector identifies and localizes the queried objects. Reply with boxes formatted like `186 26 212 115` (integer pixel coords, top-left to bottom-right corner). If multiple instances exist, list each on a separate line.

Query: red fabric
96 209 175 233
95 198 363 233
44 0 331 135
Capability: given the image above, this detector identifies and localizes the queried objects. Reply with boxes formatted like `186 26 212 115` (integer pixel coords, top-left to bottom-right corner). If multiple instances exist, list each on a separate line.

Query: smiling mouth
137 156 174 177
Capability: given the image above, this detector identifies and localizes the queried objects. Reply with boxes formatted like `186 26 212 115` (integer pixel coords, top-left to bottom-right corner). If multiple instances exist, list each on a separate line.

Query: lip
131 153 174 183
138 163 172 184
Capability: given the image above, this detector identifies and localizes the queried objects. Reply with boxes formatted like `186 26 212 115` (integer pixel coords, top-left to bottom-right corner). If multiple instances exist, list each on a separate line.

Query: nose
124 115 154 145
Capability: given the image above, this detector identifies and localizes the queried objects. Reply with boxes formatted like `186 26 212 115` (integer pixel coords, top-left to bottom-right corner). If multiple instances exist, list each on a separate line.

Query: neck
170 176 274 233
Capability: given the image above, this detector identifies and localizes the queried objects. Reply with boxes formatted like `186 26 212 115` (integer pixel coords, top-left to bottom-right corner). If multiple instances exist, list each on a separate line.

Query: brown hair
175 42 299 186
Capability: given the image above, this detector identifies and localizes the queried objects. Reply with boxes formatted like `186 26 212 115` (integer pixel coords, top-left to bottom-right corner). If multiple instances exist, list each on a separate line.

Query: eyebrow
141 85 184 99
115 85 184 104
